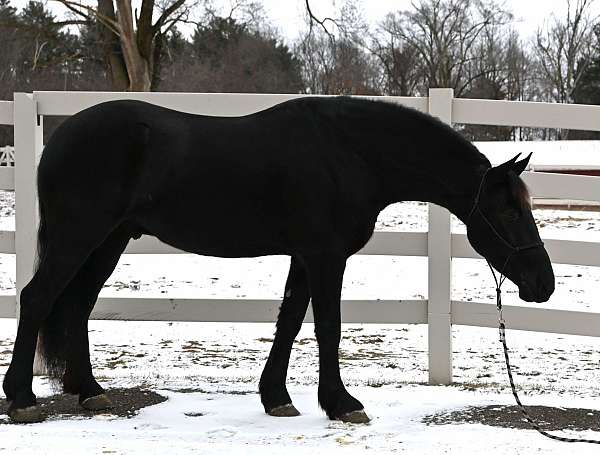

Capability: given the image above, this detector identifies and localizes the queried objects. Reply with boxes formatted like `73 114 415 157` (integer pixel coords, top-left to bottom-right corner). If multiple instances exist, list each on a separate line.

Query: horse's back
133 99 341 256
38 98 351 257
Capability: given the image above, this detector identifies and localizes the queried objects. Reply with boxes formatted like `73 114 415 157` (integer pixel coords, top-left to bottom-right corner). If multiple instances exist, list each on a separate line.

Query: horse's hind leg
56 226 131 409
3 225 118 423
259 257 309 416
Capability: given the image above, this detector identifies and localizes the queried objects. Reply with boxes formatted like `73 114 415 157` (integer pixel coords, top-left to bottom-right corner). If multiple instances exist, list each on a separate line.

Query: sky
260 0 600 41
9 0 600 42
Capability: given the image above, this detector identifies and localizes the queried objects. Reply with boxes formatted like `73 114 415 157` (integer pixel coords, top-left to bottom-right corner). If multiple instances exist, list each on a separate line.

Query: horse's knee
275 297 309 334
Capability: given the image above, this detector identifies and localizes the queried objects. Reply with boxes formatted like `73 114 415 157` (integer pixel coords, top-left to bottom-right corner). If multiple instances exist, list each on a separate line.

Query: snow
0 144 599 452
476 140 600 170
3 383 600 454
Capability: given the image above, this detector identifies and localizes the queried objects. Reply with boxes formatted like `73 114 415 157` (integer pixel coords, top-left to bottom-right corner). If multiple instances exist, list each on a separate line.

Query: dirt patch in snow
0 387 167 424
423 404 600 432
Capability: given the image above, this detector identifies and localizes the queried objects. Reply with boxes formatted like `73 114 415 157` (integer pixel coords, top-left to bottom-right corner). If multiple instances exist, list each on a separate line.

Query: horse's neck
413 159 487 222
346 119 488 221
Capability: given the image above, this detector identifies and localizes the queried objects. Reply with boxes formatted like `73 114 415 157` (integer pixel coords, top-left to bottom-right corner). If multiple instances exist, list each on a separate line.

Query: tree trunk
97 0 128 90
151 32 163 91
114 0 152 91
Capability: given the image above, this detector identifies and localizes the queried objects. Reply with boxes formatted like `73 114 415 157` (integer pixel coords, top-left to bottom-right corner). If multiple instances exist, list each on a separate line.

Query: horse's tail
35 198 68 383
35 198 47 273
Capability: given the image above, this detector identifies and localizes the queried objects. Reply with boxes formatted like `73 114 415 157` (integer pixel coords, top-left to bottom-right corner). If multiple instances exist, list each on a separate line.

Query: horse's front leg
259 257 309 416
304 252 370 424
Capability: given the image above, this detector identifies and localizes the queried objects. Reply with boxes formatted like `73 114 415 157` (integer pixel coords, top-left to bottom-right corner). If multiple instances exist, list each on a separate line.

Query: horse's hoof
338 409 370 424
8 405 45 423
81 393 113 411
267 403 300 417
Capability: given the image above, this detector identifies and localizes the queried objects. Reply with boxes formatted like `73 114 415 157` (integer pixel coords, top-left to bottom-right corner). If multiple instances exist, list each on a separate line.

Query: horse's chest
340 216 378 255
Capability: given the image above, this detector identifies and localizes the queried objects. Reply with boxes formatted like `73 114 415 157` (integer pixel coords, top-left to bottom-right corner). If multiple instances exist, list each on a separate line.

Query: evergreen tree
160 16 303 93
0 0 17 24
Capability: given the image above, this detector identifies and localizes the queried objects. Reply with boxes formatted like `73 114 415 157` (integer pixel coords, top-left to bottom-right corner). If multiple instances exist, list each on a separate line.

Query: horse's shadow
0 387 166 424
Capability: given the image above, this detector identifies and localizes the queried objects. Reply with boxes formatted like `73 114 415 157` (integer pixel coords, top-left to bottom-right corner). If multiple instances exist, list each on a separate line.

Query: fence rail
453 98 600 131
32 91 430 116
0 101 13 125
1 90 599 385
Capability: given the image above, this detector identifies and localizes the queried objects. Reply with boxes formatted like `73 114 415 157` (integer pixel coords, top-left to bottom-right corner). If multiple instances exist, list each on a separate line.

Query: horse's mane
329 96 491 168
322 97 536 211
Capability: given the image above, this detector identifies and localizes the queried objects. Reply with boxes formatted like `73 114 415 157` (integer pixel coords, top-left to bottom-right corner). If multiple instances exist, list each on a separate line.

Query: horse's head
466 154 555 303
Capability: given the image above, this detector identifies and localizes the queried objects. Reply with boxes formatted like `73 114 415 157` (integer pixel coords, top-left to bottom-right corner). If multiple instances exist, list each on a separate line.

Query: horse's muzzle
518 276 555 303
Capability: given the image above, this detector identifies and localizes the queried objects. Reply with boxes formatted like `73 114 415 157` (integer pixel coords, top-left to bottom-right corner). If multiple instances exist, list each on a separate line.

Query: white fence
1 89 600 385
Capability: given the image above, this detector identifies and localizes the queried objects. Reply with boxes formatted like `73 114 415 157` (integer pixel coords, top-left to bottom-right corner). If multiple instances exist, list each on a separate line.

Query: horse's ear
511 152 532 175
488 154 520 181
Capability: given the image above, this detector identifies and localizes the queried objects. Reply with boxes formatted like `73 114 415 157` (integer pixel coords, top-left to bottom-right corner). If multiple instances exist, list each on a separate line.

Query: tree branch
305 0 342 41
53 19 90 26
153 0 186 33
161 10 187 34
52 0 121 35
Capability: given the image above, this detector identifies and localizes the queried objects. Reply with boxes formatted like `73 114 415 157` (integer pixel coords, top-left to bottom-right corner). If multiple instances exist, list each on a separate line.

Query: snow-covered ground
3 381 600 455
0 190 598 452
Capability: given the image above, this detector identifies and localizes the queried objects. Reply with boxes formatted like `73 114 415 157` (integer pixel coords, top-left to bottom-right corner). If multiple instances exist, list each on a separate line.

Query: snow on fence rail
0 90 599 385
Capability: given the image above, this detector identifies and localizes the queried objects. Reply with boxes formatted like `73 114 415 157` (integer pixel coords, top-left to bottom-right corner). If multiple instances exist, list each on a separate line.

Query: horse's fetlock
259 379 292 411
7 388 37 411
318 385 363 419
3 369 15 401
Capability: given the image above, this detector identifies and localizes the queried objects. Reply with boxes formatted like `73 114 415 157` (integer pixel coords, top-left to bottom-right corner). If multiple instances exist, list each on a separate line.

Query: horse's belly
158 230 288 258
136 202 289 258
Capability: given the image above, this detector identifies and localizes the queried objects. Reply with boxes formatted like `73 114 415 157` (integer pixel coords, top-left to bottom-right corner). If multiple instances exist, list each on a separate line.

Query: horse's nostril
536 276 555 298
528 278 554 303
541 283 554 298
518 279 535 302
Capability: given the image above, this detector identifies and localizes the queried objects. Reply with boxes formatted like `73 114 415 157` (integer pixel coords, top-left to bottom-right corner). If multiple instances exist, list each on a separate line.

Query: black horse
3 96 554 423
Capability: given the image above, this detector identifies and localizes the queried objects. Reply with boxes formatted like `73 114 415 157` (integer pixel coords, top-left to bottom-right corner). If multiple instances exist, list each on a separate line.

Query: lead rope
486 259 600 445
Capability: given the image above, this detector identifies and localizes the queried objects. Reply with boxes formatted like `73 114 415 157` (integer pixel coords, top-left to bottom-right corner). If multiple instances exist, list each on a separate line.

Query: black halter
467 168 544 277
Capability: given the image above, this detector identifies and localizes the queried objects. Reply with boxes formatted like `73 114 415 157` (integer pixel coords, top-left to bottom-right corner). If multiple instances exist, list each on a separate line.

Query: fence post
14 93 42 317
427 88 454 385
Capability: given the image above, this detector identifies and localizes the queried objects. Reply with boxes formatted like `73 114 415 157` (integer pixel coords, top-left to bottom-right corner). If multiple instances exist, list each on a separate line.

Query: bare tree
53 0 192 91
464 23 536 102
370 15 424 96
300 0 381 95
503 33 534 102
296 28 378 95
534 0 598 104
380 0 509 96
461 22 515 140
